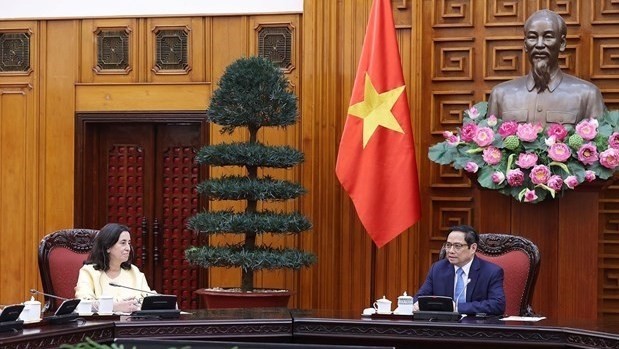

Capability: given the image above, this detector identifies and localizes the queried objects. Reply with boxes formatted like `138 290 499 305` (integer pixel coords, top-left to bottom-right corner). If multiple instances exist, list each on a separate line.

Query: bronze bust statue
487 10 605 125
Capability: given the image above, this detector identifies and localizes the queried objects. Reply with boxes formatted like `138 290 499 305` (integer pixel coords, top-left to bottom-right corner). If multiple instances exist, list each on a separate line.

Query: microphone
30 289 68 301
108 282 158 295
454 279 471 313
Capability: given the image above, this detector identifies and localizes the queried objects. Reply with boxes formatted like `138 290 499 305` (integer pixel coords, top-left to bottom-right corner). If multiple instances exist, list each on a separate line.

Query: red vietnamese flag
336 0 421 248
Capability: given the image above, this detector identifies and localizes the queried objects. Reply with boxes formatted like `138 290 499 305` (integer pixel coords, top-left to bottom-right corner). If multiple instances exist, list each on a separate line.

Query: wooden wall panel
0 83 36 304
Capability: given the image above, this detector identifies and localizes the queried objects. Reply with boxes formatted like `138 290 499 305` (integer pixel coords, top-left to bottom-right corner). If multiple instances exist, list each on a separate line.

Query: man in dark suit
413 225 506 315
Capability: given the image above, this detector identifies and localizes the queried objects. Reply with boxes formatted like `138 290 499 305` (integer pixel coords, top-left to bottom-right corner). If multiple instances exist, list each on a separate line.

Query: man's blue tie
454 268 466 304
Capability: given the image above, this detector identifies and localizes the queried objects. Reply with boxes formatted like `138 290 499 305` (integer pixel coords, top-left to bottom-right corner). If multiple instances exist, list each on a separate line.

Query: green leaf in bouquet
588 163 616 180
428 142 458 165
477 166 503 189
549 161 570 174
606 110 619 128
567 161 586 181
472 101 488 117
521 137 545 151
598 123 613 138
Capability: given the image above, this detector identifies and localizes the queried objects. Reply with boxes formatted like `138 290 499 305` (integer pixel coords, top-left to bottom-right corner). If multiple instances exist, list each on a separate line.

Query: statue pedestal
474 182 606 321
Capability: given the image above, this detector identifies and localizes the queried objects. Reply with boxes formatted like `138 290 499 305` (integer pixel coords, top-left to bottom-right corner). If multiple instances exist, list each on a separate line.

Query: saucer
96 312 114 316
376 311 392 315
79 312 94 316
393 310 413 315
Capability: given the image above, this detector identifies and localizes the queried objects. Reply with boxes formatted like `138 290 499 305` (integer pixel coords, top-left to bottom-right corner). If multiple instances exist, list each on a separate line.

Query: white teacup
77 299 94 314
373 296 392 314
19 297 41 322
97 296 114 314
397 292 414 315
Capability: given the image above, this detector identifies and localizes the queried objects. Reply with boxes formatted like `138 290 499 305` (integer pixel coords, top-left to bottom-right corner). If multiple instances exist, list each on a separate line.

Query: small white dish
362 308 376 316
79 312 94 316
22 318 41 324
96 312 114 316
376 311 392 315
393 310 413 315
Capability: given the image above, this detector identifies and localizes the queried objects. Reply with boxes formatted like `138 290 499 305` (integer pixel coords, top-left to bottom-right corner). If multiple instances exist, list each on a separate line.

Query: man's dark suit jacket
414 256 506 315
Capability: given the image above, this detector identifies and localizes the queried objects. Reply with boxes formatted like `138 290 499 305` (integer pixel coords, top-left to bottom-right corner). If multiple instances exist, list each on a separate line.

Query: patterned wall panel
592 0 619 24
559 35 581 76
432 0 473 27
484 37 526 80
153 27 190 74
430 197 473 243
600 204 619 318
591 35 619 79
430 90 474 134
160 146 199 309
393 0 412 28
601 89 619 111
432 38 474 81
256 24 294 73
0 31 31 73
106 145 146 269
484 0 528 27
94 27 131 73
537 0 581 25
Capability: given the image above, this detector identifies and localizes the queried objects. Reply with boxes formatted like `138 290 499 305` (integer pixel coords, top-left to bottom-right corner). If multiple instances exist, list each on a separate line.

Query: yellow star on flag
348 73 405 147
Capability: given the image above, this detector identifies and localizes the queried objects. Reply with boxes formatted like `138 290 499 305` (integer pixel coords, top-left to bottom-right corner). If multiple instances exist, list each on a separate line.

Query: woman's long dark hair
86 223 133 271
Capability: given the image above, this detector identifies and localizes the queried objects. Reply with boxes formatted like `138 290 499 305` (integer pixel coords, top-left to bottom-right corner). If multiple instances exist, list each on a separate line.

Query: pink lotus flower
442 131 461 146
529 164 551 185
482 146 502 165
487 115 498 127
460 123 478 142
507 168 525 187
585 170 596 182
546 124 568 141
473 127 495 147
575 118 598 141
467 106 480 120
515 153 538 169
498 121 518 138
492 171 505 185
464 162 479 173
548 143 572 162
523 189 538 202
577 143 599 165
547 175 563 191
565 175 579 189
516 123 540 142
609 132 619 149
599 148 619 169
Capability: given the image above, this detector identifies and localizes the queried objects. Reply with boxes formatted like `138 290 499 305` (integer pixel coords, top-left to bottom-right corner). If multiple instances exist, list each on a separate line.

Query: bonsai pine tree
185 56 316 292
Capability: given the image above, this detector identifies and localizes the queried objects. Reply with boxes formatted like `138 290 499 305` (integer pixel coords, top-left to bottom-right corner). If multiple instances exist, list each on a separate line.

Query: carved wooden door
76 114 207 309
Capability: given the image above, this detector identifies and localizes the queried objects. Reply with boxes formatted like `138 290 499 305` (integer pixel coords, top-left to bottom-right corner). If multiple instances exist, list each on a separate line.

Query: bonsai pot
195 288 292 309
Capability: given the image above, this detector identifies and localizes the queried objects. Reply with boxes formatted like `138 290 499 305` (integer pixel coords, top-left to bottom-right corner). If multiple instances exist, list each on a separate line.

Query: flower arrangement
429 102 619 203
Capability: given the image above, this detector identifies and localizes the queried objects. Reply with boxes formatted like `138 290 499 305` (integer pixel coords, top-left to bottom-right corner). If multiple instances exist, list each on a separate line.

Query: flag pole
370 242 377 305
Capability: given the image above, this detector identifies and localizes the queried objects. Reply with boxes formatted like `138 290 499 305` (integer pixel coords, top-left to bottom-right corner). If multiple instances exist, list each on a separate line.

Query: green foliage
187 56 316 291
185 245 317 271
207 56 297 134
196 142 304 168
187 210 312 234
197 176 306 201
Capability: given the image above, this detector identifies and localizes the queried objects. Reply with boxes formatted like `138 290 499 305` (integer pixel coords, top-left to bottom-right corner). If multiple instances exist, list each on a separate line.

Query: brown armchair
440 233 540 316
37 229 98 311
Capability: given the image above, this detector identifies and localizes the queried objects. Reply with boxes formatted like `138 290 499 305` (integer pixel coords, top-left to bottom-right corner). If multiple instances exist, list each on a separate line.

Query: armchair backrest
439 233 540 316
38 229 98 310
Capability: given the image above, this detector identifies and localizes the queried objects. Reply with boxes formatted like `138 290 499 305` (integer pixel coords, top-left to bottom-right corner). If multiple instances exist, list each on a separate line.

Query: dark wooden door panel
76 114 207 309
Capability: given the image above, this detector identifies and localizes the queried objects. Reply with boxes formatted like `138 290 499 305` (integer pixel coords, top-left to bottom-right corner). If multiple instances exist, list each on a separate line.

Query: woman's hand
113 298 140 313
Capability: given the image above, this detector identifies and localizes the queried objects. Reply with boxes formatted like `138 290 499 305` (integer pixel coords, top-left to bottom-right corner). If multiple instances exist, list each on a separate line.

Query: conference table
1 308 619 348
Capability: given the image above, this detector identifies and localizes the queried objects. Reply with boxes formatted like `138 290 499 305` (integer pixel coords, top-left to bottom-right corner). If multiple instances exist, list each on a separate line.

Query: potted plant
185 56 316 308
